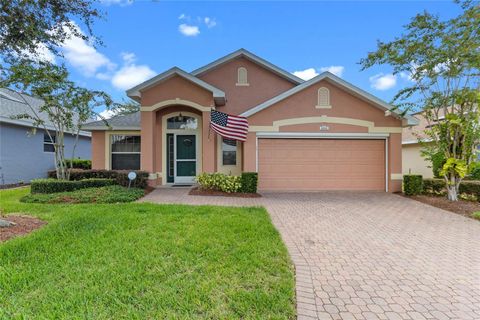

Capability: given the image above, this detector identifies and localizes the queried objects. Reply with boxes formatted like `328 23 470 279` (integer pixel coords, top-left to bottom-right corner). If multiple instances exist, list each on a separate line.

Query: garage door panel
258 139 385 191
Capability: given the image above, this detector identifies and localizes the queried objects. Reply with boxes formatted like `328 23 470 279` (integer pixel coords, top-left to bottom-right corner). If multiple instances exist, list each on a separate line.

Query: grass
21 185 145 203
473 211 480 220
0 187 295 319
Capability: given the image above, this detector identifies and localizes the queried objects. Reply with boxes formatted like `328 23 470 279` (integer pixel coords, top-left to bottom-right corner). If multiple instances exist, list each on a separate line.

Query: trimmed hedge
196 173 242 193
403 175 423 196
423 178 480 200
48 169 149 189
31 178 115 194
22 185 144 203
68 159 92 170
240 172 258 193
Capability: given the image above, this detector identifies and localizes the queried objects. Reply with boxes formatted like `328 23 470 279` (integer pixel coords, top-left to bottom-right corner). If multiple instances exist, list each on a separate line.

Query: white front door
174 134 197 184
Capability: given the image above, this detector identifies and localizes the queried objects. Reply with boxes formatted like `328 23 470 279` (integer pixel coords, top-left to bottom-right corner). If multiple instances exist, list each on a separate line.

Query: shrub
196 173 242 193
403 175 423 196
31 178 115 194
31 179 78 194
47 169 149 189
240 172 258 193
423 178 480 201
22 185 144 203
68 159 92 170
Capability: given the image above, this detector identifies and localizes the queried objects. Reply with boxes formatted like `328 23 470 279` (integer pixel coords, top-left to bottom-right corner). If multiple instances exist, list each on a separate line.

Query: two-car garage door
258 139 386 191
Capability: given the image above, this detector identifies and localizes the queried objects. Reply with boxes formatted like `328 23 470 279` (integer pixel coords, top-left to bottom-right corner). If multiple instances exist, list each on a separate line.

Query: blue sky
49 0 463 114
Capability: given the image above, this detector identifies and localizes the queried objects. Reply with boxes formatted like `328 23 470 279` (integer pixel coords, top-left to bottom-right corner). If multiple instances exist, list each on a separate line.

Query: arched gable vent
236 67 249 86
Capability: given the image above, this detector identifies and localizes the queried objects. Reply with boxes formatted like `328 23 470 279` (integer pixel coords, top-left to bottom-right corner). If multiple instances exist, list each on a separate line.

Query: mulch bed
404 195 480 219
0 215 47 242
189 187 261 198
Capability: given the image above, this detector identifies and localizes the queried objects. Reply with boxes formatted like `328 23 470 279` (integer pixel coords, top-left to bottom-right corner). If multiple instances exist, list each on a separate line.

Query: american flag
210 110 249 142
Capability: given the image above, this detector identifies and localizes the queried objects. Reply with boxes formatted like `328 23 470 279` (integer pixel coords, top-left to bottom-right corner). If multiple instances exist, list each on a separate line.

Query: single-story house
83 49 417 192
402 111 480 178
0 88 91 185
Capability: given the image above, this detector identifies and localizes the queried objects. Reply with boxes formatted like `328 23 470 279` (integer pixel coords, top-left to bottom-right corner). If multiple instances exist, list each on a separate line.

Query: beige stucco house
84 49 418 192
402 112 434 178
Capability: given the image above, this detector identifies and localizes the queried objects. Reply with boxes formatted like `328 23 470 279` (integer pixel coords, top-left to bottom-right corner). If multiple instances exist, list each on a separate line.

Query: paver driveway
141 189 480 320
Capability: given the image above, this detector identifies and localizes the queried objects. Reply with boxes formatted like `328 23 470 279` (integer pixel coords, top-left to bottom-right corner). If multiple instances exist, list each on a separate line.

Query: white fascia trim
126 67 225 102
191 48 304 85
0 116 91 137
83 126 142 131
402 138 433 145
241 72 418 126
256 132 389 139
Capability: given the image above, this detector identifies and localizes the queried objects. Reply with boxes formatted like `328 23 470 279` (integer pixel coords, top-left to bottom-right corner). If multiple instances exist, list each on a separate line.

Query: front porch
140 102 243 186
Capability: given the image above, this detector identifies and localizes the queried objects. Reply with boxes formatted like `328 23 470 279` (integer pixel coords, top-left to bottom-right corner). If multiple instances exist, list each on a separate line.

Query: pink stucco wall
197 57 296 115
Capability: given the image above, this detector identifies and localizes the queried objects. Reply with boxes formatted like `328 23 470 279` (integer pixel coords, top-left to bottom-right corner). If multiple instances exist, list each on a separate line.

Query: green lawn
0 187 295 319
473 211 480 220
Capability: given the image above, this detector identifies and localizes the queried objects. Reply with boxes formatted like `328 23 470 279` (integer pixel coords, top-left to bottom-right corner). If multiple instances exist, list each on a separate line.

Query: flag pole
208 108 213 140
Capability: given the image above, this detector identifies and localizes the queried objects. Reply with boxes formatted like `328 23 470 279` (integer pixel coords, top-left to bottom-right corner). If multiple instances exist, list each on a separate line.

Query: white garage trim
256 132 389 139
255 132 389 192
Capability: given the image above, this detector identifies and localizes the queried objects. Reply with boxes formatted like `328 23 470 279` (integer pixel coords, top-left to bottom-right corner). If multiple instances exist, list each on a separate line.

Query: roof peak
191 48 304 85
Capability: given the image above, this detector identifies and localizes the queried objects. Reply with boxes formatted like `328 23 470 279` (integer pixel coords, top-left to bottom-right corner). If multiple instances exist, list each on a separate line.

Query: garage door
258 139 386 191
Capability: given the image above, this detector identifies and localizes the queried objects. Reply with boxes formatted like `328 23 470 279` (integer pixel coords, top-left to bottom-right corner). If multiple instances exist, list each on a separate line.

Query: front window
167 115 198 130
222 138 237 165
43 132 56 152
111 135 141 170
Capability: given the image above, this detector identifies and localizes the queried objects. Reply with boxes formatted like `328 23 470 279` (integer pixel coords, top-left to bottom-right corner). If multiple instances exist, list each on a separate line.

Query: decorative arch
141 99 213 113
236 67 249 86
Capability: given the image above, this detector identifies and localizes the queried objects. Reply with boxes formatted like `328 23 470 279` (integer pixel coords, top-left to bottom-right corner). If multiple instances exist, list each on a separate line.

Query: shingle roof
0 88 91 136
82 112 141 130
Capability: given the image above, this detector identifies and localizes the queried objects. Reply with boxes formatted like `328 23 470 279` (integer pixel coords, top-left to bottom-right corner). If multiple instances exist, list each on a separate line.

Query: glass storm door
175 135 196 184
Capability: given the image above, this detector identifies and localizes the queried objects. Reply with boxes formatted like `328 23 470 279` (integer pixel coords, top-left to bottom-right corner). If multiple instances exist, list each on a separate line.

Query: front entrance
166 133 197 184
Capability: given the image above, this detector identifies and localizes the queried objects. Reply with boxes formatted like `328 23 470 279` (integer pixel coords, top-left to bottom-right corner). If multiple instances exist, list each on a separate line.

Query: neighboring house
84 49 417 192
402 112 435 178
402 111 480 178
0 88 91 185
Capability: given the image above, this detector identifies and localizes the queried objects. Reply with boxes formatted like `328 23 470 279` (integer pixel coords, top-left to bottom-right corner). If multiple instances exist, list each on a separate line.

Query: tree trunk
445 174 460 201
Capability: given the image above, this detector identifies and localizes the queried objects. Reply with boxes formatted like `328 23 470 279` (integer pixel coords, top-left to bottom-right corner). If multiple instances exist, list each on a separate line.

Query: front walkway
140 189 480 320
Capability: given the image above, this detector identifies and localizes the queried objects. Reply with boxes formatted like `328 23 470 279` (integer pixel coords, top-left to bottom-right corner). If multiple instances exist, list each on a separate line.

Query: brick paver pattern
140 189 480 320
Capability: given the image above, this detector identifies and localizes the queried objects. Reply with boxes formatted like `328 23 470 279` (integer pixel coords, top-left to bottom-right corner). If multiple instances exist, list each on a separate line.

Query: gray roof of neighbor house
0 88 91 136
82 112 141 130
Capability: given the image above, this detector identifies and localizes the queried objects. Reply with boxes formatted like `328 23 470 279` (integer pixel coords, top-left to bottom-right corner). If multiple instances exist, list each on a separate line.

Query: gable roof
191 48 304 85
240 72 419 126
0 88 91 136
83 112 141 130
126 67 226 105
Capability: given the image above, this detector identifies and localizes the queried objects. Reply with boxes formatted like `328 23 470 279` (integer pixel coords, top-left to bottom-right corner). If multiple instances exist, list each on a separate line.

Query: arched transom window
167 115 198 130
316 87 331 109
236 67 249 86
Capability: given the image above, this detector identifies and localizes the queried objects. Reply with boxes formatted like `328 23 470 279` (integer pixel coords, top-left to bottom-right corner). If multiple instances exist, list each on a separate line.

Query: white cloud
97 109 116 120
21 42 56 63
293 68 319 80
369 73 397 90
178 13 188 20
111 52 156 90
178 24 200 37
319 65 345 77
61 22 115 77
204 17 217 28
